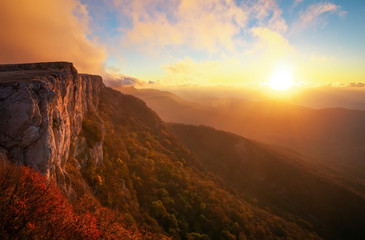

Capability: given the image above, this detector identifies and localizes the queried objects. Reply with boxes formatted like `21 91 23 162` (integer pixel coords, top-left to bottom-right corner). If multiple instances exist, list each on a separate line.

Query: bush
82 111 104 146
0 160 164 240
0 160 100 239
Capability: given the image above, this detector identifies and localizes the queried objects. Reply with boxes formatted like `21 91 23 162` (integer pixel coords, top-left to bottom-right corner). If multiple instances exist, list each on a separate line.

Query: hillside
169 123 365 239
0 160 159 240
119 86 213 126
119 87 365 181
90 86 322 239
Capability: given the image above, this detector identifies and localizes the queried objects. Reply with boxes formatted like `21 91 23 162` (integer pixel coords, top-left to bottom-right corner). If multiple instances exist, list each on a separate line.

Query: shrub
82 111 104 146
0 160 101 239
0 160 164 240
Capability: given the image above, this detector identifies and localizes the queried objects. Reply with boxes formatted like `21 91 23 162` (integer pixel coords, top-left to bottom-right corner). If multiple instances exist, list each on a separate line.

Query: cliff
0 62 104 191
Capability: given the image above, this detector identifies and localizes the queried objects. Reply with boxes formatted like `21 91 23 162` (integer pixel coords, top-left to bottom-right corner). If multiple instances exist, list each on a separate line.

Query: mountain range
119 86 365 182
1 63 364 239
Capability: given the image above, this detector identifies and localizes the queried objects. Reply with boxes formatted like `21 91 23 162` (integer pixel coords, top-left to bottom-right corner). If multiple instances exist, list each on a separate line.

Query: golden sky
0 0 364 89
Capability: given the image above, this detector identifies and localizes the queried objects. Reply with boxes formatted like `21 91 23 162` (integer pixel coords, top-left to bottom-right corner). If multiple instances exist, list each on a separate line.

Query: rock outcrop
0 62 104 190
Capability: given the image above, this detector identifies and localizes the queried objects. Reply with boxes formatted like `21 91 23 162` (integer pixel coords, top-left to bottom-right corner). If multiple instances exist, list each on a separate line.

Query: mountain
92 84 321 239
119 86 214 126
292 86 365 111
1 62 365 239
118 87 365 182
0 62 166 239
169 123 365 239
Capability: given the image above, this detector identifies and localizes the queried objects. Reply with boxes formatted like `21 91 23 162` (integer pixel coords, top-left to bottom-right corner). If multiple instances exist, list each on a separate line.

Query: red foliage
0 160 167 240
0 160 101 239
73 194 170 240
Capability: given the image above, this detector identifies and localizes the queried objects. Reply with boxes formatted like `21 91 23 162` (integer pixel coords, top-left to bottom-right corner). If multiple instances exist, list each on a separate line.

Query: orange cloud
162 56 269 87
163 58 222 86
110 0 292 56
114 0 247 53
0 0 105 74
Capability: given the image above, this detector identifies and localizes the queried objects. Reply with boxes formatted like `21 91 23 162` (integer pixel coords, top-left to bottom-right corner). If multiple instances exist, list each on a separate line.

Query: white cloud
291 2 347 33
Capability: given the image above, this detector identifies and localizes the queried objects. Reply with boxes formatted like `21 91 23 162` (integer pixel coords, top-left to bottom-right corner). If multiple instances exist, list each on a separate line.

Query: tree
0 160 102 239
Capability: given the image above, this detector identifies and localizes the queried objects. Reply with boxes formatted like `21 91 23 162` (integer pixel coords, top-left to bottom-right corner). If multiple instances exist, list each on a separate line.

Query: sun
267 64 294 91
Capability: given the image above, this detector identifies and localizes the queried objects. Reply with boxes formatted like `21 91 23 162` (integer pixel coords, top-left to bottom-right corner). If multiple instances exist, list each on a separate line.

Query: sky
0 0 364 89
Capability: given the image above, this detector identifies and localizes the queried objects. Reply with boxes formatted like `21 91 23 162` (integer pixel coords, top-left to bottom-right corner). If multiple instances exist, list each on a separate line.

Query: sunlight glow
268 64 294 91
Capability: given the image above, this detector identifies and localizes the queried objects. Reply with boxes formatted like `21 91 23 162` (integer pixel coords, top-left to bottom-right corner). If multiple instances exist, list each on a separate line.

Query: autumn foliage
0 160 165 240
85 87 323 240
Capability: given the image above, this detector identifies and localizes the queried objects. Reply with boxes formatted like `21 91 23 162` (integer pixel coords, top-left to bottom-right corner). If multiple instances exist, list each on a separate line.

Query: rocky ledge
0 62 104 191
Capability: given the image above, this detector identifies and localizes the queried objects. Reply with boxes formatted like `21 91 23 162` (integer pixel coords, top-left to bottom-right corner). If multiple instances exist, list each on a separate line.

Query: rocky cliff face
0 62 104 191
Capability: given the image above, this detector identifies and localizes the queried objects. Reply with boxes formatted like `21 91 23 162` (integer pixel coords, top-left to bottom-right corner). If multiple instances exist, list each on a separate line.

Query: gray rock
0 62 105 189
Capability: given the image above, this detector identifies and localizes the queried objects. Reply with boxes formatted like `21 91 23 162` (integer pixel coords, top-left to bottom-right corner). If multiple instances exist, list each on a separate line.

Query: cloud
310 54 332 63
250 27 295 60
345 82 365 88
163 58 221 86
107 0 291 56
0 0 105 74
248 0 287 33
328 82 353 88
162 55 274 87
104 74 148 87
112 0 248 53
292 0 304 9
291 2 347 33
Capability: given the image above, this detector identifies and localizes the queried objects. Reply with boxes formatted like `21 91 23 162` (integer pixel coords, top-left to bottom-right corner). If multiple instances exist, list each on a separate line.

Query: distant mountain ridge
118 86 365 181
168 123 365 239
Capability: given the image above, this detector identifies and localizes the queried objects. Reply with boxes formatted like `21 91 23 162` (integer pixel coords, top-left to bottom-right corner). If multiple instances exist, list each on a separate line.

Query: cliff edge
0 62 104 191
